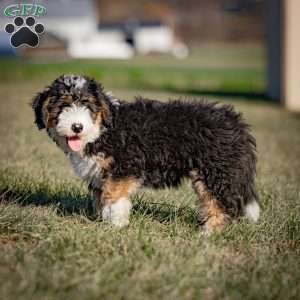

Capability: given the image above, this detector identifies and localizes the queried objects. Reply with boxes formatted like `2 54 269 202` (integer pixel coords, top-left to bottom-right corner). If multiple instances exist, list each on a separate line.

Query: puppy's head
32 74 117 153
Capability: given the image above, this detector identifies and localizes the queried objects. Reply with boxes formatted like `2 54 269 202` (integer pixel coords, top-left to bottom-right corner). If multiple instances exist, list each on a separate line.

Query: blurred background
0 0 280 105
0 0 299 110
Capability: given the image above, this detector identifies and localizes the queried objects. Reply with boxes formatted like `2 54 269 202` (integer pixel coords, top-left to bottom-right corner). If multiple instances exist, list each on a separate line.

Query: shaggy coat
32 75 259 234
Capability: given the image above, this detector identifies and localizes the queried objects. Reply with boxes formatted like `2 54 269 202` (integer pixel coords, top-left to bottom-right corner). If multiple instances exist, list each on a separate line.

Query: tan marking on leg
190 171 229 235
102 177 141 204
203 200 229 235
101 177 141 227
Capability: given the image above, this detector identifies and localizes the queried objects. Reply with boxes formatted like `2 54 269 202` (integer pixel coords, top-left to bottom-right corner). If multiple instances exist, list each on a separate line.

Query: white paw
200 223 213 237
245 200 260 223
102 198 131 227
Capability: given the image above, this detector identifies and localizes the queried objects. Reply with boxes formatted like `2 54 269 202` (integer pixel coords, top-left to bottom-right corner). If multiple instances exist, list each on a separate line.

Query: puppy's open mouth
67 136 82 152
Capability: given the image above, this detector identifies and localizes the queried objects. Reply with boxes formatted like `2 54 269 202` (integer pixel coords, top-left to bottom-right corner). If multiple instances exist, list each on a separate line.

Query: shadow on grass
0 171 200 227
132 194 200 227
0 177 93 218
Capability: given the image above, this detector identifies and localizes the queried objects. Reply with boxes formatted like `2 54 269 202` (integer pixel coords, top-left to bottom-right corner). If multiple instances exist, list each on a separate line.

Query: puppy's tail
245 199 260 222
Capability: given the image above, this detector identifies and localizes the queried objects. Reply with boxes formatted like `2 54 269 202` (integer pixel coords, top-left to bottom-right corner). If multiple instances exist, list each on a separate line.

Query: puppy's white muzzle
56 104 100 151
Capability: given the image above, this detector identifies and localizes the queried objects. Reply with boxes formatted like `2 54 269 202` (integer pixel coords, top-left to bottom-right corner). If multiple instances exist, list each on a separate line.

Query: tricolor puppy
32 74 259 234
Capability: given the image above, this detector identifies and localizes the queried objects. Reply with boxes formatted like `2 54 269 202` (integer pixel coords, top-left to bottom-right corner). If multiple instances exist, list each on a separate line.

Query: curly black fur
86 97 257 217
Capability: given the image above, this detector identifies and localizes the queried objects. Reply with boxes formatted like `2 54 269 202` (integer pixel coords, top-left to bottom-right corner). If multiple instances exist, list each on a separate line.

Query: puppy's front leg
91 188 103 217
101 177 141 227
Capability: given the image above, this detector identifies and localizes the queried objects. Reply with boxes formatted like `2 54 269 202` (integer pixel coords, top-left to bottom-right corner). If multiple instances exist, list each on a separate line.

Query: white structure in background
69 33 133 59
30 0 133 59
134 23 189 59
99 20 189 59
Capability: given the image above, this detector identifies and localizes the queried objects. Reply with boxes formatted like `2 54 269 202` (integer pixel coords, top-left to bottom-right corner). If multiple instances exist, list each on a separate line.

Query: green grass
0 48 300 299
0 45 266 95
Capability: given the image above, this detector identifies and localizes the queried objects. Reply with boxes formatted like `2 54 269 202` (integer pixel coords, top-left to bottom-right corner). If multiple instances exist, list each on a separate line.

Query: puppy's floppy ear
32 88 50 130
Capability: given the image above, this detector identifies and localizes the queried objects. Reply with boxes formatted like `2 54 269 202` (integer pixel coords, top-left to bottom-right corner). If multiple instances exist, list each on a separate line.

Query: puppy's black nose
71 123 83 133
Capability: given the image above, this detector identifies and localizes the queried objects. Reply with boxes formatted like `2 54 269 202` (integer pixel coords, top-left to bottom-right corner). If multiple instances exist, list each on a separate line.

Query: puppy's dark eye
80 100 96 112
55 103 71 112
73 94 80 101
62 103 71 108
80 99 89 105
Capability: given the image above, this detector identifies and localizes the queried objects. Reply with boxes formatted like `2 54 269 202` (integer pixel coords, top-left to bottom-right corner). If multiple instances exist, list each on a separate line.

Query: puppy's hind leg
190 170 230 235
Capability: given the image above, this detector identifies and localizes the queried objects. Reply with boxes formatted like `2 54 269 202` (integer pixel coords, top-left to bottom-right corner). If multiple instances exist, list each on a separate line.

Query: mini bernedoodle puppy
32 74 260 235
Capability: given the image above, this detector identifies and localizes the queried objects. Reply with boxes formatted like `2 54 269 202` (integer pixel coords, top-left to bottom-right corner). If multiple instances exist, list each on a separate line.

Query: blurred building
0 0 264 58
97 0 265 45
29 0 134 59
0 0 134 59
0 0 298 111
0 0 187 59
99 20 188 58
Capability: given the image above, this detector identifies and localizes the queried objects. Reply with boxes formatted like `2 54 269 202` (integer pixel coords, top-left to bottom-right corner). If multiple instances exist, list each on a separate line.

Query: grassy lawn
0 47 299 300
0 45 266 95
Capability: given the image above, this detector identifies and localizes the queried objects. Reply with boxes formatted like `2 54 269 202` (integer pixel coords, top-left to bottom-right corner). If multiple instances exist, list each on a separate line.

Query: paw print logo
5 16 44 48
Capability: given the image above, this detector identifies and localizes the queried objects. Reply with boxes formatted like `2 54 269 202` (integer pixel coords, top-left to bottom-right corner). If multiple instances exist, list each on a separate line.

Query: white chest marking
69 154 101 188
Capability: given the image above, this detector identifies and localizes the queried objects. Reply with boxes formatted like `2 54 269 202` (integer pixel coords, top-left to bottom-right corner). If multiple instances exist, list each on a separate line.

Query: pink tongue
67 137 82 152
